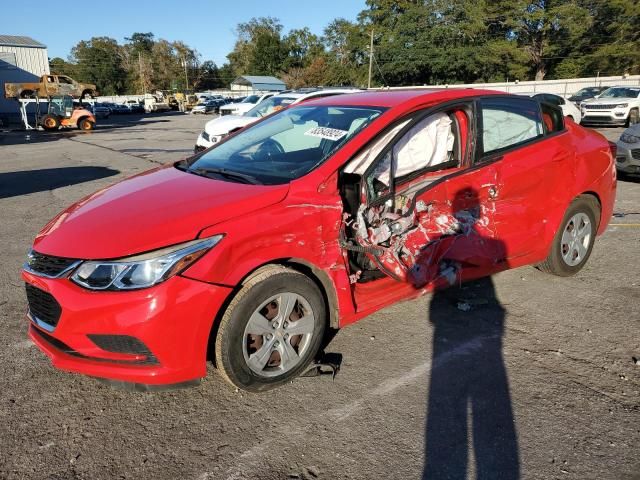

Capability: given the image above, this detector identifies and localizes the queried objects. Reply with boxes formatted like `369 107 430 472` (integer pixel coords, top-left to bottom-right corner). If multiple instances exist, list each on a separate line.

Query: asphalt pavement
0 113 638 480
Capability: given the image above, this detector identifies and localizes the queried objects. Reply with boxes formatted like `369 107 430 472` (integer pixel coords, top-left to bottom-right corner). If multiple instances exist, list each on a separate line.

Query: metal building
0 35 49 121
230 75 286 94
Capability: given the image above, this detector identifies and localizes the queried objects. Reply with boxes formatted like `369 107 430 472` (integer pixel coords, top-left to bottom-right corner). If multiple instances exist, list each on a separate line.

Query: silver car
616 124 640 176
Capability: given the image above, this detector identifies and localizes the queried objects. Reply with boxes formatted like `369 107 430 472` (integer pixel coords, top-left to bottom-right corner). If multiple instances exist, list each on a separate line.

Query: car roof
303 88 503 108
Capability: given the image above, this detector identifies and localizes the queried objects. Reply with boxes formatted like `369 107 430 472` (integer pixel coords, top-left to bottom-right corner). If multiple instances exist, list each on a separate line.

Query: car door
477 96 572 261
56 76 75 96
346 102 503 288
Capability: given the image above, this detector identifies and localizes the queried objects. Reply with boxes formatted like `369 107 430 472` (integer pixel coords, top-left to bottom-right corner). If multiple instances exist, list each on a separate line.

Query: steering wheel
255 138 284 161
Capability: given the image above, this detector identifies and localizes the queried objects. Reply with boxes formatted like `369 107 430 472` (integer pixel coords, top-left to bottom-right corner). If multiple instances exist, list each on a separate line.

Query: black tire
82 90 94 99
41 114 60 131
215 265 326 392
626 108 639 127
20 90 35 99
78 118 95 131
536 195 599 276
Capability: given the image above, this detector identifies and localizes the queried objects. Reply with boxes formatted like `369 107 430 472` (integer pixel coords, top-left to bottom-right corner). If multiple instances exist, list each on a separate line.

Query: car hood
619 123 640 140
583 97 638 105
204 115 256 136
33 165 289 259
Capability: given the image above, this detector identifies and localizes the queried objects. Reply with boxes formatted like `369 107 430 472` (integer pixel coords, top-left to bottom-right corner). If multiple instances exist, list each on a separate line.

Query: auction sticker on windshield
305 127 349 141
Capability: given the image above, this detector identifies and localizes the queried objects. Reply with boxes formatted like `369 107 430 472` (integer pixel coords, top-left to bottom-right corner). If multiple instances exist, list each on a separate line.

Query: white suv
580 86 640 127
195 88 362 152
219 93 276 116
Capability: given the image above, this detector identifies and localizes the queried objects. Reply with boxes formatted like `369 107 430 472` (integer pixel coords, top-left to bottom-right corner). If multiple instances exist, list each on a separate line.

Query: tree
49 57 75 77
227 17 287 76
195 60 225 90
283 28 324 70
70 37 126 95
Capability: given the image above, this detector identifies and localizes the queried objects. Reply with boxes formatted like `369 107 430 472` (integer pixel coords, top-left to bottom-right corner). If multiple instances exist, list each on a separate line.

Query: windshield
599 87 640 99
244 95 260 104
184 105 385 185
575 88 600 96
246 96 297 118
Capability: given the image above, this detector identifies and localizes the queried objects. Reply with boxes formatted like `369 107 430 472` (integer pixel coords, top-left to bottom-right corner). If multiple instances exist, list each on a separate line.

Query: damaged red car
22 89 616 392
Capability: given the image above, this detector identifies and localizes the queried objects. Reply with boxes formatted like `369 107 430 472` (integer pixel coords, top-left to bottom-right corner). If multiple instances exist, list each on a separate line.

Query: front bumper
615 142 640 174
22 269 232 386
195 132 221 152
581 110 629 125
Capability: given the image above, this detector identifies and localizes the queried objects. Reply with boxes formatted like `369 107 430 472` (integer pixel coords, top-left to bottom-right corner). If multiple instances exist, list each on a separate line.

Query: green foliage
55 2 639 94
70 37 127 95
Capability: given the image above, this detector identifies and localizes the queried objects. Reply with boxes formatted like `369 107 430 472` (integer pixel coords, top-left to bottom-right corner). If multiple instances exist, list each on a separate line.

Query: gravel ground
0 113 638 480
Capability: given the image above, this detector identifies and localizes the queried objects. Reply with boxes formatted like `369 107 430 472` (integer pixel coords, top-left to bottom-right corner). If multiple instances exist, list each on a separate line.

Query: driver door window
364 107 469 203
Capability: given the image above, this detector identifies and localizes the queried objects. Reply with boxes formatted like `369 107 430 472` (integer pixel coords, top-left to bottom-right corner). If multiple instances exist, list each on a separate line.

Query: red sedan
22 89 616 392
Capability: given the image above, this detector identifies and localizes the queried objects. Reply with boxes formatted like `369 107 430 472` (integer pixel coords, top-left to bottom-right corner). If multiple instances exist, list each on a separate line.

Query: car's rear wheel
536 196 599 276
215 266 326 392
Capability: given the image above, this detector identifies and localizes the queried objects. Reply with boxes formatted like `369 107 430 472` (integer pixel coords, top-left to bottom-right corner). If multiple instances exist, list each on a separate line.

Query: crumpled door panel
349 179 502 288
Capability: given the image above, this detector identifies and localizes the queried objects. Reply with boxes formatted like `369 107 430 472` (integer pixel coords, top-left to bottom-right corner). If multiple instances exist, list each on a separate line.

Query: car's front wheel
536 196 599 276
215 266 326 392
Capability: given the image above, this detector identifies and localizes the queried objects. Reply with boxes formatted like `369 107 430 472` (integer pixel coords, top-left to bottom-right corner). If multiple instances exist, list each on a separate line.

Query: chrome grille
584 104 619 110
25 250 79 278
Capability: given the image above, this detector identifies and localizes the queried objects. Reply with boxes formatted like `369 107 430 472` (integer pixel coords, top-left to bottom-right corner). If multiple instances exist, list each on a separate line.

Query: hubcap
560 212 592 266
242 292 315 377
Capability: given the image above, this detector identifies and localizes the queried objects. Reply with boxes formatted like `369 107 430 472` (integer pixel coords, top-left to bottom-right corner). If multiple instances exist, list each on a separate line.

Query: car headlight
615 103 628 109
620 133 640 144
70 236 222 290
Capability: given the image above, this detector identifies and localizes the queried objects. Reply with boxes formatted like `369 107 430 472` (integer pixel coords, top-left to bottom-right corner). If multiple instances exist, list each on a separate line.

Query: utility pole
138 51 146 95
368 29 374 89
182 57 190 91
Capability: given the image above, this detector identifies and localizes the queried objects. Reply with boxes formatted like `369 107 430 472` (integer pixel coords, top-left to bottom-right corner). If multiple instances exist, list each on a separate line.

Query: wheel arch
540 190 602 262
238 258 339 329
205 258 340 367
577 191 602 230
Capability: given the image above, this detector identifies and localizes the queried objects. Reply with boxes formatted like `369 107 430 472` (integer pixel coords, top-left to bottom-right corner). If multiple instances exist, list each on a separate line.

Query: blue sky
2 0 365 65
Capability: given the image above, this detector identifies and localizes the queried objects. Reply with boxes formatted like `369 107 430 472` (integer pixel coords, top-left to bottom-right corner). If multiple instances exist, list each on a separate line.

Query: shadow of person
422 187 519 479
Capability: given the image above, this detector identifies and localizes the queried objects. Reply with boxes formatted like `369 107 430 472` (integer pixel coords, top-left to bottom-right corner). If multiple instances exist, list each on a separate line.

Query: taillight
608 141 617 158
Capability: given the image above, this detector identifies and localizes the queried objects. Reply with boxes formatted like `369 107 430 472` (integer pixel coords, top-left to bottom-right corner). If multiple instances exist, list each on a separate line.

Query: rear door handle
487 185 499 199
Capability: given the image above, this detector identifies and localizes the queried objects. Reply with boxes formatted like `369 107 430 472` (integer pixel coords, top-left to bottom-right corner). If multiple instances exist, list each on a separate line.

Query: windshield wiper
175 159 190 171
189 167 263 185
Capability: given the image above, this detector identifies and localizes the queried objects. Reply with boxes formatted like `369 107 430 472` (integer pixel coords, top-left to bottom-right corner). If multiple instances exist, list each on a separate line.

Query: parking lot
1 113 639 480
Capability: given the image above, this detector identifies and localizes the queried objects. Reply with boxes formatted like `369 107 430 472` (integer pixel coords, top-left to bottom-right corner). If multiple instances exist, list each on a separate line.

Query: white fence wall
378 74 640 97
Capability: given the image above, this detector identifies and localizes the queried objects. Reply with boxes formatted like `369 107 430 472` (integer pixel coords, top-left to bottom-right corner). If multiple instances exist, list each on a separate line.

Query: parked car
518 92 582 123
195 88 362 151
123 100 145 114
82 102 111 119
103 103 129 115
568 86 608 106
615 124 640 176
191 99 220 114
22 89 616 392
580 86 640 127
219 93 275 116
